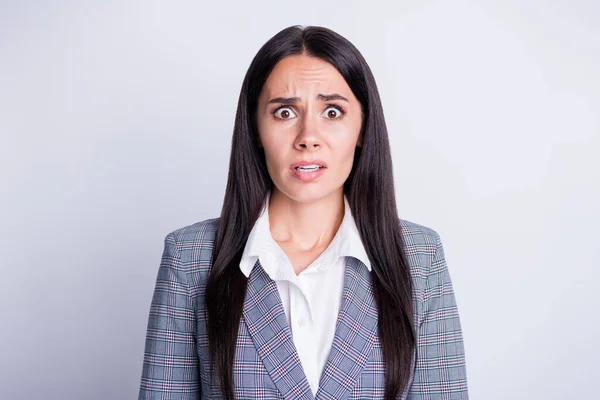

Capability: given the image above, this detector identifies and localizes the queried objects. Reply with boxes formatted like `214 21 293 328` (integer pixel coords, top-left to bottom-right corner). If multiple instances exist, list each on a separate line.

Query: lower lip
291 167 326 182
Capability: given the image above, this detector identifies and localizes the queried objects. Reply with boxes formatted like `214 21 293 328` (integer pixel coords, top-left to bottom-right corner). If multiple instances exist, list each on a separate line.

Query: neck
268 187 345 252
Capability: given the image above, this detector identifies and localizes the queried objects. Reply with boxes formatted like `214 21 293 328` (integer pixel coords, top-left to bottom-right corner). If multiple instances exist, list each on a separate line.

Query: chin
274 183 341 204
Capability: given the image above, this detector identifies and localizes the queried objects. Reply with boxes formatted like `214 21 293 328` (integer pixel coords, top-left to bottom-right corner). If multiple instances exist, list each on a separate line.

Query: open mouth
291 165 326 181
295 166 324 172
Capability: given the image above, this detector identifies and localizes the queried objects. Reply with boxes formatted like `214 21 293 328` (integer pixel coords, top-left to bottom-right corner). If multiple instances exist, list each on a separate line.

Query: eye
273 107 297 120
322 105 346 120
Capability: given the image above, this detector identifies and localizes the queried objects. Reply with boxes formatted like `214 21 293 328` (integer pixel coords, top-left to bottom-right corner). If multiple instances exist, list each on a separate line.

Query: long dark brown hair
206 25 416 400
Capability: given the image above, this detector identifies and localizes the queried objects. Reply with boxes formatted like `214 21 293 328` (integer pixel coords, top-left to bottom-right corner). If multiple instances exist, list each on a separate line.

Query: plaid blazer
138 217 468 399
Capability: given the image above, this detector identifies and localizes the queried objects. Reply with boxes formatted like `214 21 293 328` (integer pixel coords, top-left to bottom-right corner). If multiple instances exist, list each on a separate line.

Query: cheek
327 143 357 180
257 124 277 151
341 146 358 171
260 132 288 170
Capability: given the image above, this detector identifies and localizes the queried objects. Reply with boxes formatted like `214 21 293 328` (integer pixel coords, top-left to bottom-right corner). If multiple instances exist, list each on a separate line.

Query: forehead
261 54 351 97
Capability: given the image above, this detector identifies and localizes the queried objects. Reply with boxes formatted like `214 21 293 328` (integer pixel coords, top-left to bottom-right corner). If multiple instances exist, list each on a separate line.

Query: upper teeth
297 165 321 169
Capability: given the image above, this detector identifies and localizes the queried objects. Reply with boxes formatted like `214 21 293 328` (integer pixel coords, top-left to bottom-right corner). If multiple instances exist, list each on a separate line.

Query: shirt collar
239 190 372 278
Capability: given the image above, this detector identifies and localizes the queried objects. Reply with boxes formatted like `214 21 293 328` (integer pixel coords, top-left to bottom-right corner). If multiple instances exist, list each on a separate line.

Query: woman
138 25 468 400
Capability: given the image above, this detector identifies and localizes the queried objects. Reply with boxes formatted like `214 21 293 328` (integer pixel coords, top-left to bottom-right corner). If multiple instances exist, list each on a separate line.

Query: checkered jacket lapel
241 256 378 400
315 257 379 400
241 259 314 400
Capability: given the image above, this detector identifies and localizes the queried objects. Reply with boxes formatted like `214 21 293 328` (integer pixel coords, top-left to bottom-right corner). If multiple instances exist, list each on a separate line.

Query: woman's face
255 54 363 204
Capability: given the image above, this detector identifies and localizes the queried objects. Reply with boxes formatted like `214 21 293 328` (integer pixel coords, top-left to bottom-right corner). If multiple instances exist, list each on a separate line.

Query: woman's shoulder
166 217 220 244
398 218 444 285
164 216 441 254
399 218 441 249
161 216 443 276
161 218 221 270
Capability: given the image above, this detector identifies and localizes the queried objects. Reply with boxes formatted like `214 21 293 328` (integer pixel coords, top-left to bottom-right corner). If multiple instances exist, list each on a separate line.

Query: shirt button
298 318 306 327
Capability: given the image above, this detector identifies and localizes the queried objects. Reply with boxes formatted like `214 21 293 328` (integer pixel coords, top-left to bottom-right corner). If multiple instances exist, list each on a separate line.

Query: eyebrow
267 93 349 105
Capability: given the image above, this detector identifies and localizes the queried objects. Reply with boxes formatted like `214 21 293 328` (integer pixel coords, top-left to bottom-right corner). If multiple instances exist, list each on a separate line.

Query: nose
294 114 321 151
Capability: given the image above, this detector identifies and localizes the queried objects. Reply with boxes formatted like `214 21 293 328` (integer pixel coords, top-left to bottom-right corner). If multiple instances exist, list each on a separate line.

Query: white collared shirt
239 191 372 396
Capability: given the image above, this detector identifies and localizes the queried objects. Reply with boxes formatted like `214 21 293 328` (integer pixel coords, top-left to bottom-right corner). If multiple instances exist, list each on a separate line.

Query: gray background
1 1 598 399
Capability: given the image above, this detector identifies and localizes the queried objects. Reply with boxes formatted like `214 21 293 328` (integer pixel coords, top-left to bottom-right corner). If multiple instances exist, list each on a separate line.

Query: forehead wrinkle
262 59 352 107
272 63 339 86
272 76 346 101
287 69 337 88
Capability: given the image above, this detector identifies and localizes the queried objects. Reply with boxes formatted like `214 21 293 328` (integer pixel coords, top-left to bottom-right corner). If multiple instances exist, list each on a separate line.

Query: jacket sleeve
407 232 469 399
139 233 200 400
